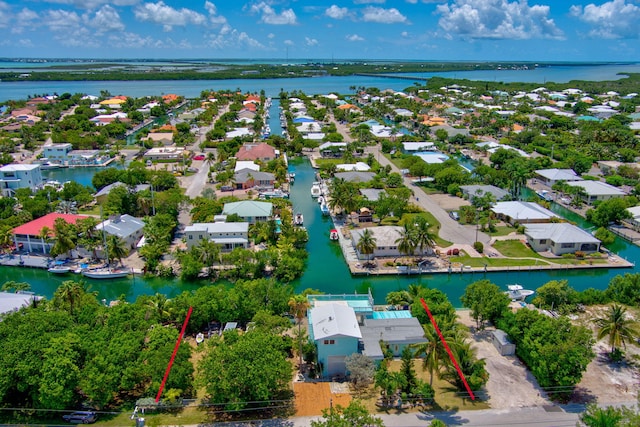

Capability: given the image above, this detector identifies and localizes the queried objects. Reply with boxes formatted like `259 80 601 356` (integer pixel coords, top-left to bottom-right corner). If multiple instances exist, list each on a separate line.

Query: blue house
310 303 362 377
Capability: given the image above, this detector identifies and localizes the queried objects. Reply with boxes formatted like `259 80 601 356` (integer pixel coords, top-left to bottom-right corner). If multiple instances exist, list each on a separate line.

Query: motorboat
259 189 289 199
317 196 324 205
35 160 62 170
82 267 130 279
320 202 330 216
505 284 535 301
294 213 304 226
311 182 322 198
536 190 553 202
48 265 72 274
329 229 339 241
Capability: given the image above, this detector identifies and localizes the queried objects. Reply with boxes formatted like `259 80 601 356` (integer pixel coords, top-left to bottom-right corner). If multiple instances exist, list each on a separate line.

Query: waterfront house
360 316 427 360
12 213 88 254
68 150 108 166
222 200 273 224
234 161 260 173
565 180 626 205
236 143 277 162
0 164 43 197
460 185 509 202
96 214 145 250
535 168 582 187
360 188 385 202
623 206 640 232
336 162 371 172
42 143 72 163
351 226 433 259
402 141 436 153
145 132 174 146
334 171 375 184
233 169 275 190
319 142 347 157
524 223 600 255
184 220 249 251
491 201 559 225
225 128 252 139
143 146 185 162
0 291 43 316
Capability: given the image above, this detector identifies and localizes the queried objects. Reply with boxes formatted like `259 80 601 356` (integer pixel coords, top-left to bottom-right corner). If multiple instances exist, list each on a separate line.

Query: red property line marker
419 298 475 400
155 306 193 403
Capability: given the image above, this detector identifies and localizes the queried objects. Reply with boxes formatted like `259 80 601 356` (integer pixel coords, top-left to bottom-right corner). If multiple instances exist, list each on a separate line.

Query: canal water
2 157 639 305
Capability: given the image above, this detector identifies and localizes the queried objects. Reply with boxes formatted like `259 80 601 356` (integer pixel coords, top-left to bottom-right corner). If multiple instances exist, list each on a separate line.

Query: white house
535 168 582 187
402 141 436 153
566 181 626 204
491 201 559 224
143 146 185 161
336 162 371 172
351 226 433 259
96 214 145 250
525 223 600 255
184 220 249 251
624 206 640 232
42 143 73 163
0 164 43 196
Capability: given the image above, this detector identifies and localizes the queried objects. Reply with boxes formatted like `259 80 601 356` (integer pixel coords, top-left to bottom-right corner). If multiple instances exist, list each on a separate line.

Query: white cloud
361 6 408 23
354 0 386 3
134 1 207 32
41 0 140 10
284 39 294 45
249 2 298 25
205 23 264 50
570 0 640 39
204 1 227 26
45 9 82 32
267 32 275 39
401 31 409 37
305 37 318 46
436 0 564 40
87 5 125 33
325 5 350 19
346 33 365 41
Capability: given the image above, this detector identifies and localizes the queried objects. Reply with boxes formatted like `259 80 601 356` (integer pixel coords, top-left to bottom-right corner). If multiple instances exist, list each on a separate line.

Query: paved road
366 145 490 245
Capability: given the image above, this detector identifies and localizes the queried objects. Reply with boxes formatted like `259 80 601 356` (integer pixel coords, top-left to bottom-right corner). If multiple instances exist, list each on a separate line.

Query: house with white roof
336 162 370 172
535 168 583 187
623 206 640 232
222 200 273 224
525 223 600 255
351 226 433 259
96 214 145 250
0 164 43 196
402 141 436 153
42 143 72 163
566 181 626 205
491 201 559 225
234 161 260 173
460 185 509 202
184 220 249 251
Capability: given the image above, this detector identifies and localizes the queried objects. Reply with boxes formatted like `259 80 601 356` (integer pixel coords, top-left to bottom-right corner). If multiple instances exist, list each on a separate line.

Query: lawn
402 212 453 248
451 254 539 268
484 225 518 237
492 240 607 265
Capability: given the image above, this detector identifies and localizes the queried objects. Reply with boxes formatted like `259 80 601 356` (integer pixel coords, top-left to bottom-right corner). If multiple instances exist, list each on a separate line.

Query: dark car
220 185 233 192
62 411 97 424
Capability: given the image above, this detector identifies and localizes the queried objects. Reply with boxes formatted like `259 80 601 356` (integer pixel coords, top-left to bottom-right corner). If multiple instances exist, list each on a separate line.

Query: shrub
575 251 585 259
473 241 484 253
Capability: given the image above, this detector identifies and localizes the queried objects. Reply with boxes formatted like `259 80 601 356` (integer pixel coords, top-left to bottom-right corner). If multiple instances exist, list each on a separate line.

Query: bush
473 241 484 253
575 251 585 259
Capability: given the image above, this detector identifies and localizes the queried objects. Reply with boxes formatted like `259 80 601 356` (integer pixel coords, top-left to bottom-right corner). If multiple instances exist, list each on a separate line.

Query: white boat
329 229 339 241
48 266 71 274
320 202 330 216
311 182 322 198
294 213 304 226
536 190 553 202
317 196 324 205
36 161 62 170
82 268 130 279
259 189 289 199
505 284 535 301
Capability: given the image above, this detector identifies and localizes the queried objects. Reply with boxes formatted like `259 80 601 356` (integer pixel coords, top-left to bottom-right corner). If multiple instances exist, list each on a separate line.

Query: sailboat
82 211 131 279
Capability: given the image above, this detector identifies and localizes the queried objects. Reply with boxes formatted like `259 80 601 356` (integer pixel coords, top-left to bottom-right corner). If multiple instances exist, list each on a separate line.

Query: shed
492 329 515 356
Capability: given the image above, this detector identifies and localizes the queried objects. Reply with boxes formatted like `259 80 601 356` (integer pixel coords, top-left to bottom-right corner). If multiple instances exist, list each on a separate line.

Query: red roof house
236 143 277 162
12 213 89 254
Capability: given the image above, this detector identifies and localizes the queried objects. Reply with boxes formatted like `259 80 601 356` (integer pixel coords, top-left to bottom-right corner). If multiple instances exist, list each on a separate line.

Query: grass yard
452 254 540 268
492 240 607 265
402 212 452 248
484 225 517 237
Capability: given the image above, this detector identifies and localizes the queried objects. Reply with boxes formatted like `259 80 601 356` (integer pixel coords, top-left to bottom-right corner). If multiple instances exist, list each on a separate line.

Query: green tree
198 330 293 411
1 281 31 293
594 227 616 246
344 353 376 390
460 280 510 330
50 218 76 258
586 197 632 227
106 234 128 266
395 223 417 260
593 304 637 355
580 404 624 427
310 400 385 427
288 294 310 367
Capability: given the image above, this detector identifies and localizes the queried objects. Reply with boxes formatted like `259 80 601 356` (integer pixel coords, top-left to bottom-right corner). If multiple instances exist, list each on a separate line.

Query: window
323 339 335 345
188 235 193 240
561 243 574 248
539 239 547 244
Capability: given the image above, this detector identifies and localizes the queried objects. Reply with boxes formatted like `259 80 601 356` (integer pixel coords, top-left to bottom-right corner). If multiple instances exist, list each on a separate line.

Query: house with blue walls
308 292 427 378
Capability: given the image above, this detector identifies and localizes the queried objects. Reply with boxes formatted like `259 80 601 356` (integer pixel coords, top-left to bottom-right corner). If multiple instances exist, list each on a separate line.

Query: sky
0 0 639 62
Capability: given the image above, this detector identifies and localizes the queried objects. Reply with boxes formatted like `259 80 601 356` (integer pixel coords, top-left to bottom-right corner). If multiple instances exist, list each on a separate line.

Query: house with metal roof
360 317 427 360
222 200 273 224
351 226 433 259
491 201 559 224
94 182 150 204
402 141 436 153
96 214 145 250
566 180 626 205
525 223 600 255
233 169 275 190
535 168 582 187
184 220 249 251
0 291 43 316
460 185 509 203
334 171 375 183
12 213 88 254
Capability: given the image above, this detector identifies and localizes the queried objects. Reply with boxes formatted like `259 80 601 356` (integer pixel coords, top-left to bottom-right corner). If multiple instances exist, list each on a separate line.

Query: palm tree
1 280 31 293
593 304 637 354
395 223 417 261
54 280 84 315
145 293 172 324
288 295 310 368
355 228 377 262
76 217 100 259
50 218 76 259
0 225 13 253
38 226 52 255
106 234 127 266
413 217 436 258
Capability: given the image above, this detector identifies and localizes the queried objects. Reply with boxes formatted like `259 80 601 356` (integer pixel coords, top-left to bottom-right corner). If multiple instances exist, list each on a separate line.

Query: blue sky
0 0 639 61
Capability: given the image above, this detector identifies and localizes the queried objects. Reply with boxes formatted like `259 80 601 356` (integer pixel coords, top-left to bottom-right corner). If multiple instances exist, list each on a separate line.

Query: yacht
505 284 535 301
310 182 322 198
82 267 130 279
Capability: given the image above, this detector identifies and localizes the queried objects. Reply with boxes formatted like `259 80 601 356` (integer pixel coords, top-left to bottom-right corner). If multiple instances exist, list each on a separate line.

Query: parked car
449 211 460 221
62 411 97 424
193 154 205 160
220 185 233 192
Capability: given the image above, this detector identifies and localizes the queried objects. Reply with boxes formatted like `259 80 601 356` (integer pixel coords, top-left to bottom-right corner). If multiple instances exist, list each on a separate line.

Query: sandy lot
457 309 551 409
293 382 351 416
428 193 471 211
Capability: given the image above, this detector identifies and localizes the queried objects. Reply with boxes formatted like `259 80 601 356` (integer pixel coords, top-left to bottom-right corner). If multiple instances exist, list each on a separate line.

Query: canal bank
2 158 640 306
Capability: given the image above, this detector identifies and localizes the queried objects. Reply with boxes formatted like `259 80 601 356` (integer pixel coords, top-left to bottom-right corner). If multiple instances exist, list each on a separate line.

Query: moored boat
320 202 330 216
82 267 130 279
48 265 71 274
329 229 339 241
311 182 322 198
536 190 553 202
294 213 304 226
505 284 535 301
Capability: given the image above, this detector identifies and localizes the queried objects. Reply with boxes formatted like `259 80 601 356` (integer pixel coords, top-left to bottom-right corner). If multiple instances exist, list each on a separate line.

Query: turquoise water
2 63 640 103
2 158 639 305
